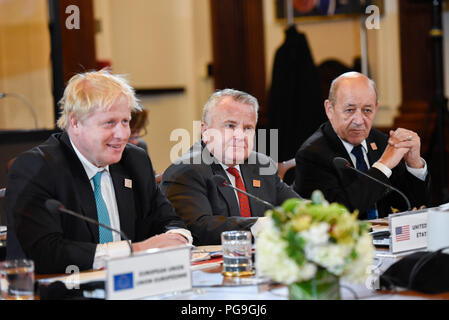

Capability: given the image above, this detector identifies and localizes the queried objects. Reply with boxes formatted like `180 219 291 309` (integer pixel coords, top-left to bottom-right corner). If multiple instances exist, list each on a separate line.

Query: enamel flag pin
124 179 132 189
370 142 378 151
253 179 261 188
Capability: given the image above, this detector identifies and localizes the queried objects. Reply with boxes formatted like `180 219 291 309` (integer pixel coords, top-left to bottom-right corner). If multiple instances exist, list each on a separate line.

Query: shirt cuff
93 240 132 270
166 228 193 245
372 161 392 178
406 158 428 181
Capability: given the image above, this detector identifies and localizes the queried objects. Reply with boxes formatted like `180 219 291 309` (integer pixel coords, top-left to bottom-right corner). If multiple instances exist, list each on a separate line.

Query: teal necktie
92 171 113 243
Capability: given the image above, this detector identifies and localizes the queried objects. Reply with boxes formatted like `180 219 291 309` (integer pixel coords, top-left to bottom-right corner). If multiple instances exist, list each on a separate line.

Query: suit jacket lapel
366 134 383 166
240 164 266 216
110 163 135 240
211 163 240 216
322 122 353 164
60 133 99 242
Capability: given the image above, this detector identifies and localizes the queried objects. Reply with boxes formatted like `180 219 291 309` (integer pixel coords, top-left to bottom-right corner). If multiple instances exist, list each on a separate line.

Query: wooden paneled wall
394 0 435 150
394 0 449 203
58 0 97 84
209 0 268 127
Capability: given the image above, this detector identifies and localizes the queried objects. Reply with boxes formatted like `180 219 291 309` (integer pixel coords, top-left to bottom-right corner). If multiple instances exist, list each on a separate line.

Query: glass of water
221 231 254 277
0 259 35 300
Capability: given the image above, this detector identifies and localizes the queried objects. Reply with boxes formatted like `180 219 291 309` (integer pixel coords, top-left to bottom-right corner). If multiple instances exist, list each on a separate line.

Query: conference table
35 247 449 300
146 250 449 300
31 217 449 300
0 217 443 300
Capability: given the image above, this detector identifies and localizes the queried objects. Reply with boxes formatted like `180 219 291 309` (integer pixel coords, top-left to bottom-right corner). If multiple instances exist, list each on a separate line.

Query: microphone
211 175 275 209
333 157 411 211
45 199 133 255
0 92 38 128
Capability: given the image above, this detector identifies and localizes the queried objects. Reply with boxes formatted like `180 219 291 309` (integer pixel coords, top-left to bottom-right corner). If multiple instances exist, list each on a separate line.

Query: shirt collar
219 162 241 175
201 142 242 174
69 137 110 180
338 136 368 156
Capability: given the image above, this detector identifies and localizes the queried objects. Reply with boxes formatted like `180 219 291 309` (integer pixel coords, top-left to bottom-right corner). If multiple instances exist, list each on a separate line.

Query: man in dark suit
294 72 431 219
5 70 191 274
161 89 299 245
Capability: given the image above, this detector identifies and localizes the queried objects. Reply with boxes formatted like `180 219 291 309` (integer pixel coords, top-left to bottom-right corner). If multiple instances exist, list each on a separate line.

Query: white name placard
389 209 428 254
106 246 192 300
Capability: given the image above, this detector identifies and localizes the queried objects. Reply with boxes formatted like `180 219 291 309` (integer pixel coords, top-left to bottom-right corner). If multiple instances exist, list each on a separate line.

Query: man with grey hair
5 70 191 274
161 89 299 245
294 72 431 219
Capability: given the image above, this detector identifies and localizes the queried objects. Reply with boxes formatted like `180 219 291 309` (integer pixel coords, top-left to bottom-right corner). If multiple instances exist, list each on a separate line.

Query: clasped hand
379 128 423 169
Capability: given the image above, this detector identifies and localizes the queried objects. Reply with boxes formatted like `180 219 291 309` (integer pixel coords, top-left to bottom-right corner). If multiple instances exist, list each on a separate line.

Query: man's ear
324 99 333 119
69 114 80 133
201 122 209 142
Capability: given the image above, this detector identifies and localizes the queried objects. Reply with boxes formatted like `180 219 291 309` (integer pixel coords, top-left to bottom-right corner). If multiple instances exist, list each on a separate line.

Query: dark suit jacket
161 142 299 245
5 132 185 274
294 122 431 219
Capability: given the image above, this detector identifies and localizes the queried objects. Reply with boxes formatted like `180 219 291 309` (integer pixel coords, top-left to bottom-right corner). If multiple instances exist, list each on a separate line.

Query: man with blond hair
5 70 191 274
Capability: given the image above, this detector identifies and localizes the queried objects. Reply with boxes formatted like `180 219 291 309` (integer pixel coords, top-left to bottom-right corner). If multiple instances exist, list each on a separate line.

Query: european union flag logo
114 272 134 291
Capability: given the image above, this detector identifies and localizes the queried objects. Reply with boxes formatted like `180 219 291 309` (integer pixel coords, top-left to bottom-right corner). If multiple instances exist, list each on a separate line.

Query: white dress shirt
70 139 192 269
219 163 243 205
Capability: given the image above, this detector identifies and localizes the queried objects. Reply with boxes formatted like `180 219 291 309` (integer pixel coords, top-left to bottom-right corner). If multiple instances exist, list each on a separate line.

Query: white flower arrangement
256 191 375 285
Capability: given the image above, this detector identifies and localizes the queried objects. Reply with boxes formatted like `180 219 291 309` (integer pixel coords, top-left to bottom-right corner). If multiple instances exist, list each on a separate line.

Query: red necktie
226 167 252 217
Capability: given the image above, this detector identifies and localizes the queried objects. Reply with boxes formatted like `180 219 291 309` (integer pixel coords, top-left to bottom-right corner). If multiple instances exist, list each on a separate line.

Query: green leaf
358 221 371 234
282 198 302 212
271 213 282 229
283 228 306 266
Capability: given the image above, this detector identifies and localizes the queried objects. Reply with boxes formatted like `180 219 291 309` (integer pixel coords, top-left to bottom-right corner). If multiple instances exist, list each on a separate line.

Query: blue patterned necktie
92 171 113 243
351 145 379 220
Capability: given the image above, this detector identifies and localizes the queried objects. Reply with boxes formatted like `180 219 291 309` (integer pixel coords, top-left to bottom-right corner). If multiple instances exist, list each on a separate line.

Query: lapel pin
124 178 132 189
370 142 378 151
253 179 261 188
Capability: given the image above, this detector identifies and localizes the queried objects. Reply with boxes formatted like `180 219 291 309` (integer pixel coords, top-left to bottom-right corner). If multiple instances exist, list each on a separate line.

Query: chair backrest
277 159 296 181
6 157 16 173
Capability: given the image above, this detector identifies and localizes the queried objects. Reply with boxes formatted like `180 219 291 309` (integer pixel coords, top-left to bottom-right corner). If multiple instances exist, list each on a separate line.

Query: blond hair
57 69 141 130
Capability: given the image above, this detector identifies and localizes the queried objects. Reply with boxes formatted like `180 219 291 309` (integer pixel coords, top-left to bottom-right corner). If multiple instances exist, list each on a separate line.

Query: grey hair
328 71 378 105
202 89 259 124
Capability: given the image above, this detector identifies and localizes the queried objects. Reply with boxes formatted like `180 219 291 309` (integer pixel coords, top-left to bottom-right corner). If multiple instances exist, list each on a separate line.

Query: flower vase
288 269 341 300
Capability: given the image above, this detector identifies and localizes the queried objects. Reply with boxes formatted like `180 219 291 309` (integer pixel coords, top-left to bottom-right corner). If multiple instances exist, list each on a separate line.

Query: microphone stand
0 93 38 128
223 182 275 209
334 157 411 212
47 200 134 256
212 175 275 209
61 208 132 251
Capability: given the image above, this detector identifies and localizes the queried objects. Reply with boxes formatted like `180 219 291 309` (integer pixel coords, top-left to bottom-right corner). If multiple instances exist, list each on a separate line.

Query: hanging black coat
267 25 326 166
